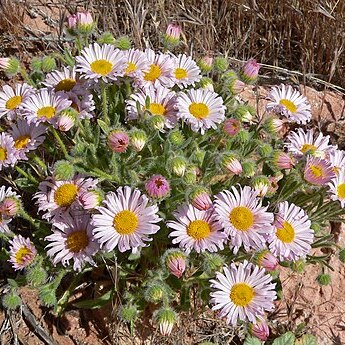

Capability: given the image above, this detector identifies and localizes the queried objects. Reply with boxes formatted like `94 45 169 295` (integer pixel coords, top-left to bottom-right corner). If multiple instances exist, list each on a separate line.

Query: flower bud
98 32 116 45
41 56 56 73
145 175 170 199
53 160 75 180
240 59 260 84
316 273 331 286
66 14 77 31
198 56 213 73
79 189 103 209
118 304 138 323
191 188 212 211
149 114 165 131
130 129 147 152
236 129 250 143
163 249 187 278
264 117 284 134
254 249 279 271
222 154 242 175
235 104 254 123
168 131 185 146
249 319 269 341
155 307 177 336
0 57 20 76
31 57 42 72
252 176 270 197
2 292 21 310
267 175 282 196
107 130 129 153
114 36 132 50
291 259 306 272
54 108 77 131
272 151 295 169
202 252 225 275
198 77 214 91
0 57 10 70
163 23 182 48
76 11 95 35
144 282 166 303
170 156 187 176
0 197 21 217
228 78 246 94
258 144 273 158
184 167 198 184
242 161 256 177
223 118 241 137
214 56 229 72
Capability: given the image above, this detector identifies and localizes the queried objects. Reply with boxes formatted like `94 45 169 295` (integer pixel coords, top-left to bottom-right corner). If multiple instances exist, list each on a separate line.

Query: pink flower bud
76 11 93 27
55 113 75 132
79 190 102 210
108 130 129 153
199 56 213 73
167 256 186 278
0 198 20 217
191 191 212 211
242 59 261 84
255 249 279 271
274 152 295 169
165 23 181 41
249 319 270 341
67 14 77 29
0 57 10 70
145 175 170 199
222 155 242 175
223 118 241 136
229 78 246 94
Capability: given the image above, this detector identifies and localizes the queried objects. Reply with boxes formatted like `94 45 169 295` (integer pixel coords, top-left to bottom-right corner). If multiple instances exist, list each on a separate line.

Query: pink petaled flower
8 235 37 270
328 169 345 208
304 156 335 186
273 151 295 169
0 132 17 170
78 189 103 210
328 149 345 175
249 319 270 341
66 88 95 119
223 118 241 136
167 204 227 254
191 190 212 211
107 130 129 153
0 58 10 70
145 175 170 199
163 249 187 278
222 155 242 175
254 249 279 271
241 59 260 83
45 213 99 271
165 23 181 41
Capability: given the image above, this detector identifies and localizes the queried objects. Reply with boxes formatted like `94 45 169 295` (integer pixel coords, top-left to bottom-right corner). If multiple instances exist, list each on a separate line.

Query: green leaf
73 289 114 309
273 332 296 345
295 334 317 345
244 336 262 345
97 119 109 134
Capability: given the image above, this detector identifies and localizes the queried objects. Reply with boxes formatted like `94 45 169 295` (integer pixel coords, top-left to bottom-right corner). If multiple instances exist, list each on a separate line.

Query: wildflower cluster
0 11 343 342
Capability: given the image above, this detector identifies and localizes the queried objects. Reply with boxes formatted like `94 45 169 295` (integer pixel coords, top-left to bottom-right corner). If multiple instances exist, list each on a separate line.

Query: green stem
52 128 69 158
32 155 47 173
102 83 109 124
15 166 38 184
20 67 35 87
20 209 41 230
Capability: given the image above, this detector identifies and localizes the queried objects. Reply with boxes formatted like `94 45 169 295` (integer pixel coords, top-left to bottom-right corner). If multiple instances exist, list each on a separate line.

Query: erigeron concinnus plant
0 10 344 343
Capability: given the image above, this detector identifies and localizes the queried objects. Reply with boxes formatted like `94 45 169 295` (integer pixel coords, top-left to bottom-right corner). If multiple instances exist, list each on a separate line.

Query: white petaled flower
210 260 276 326
214 186 274 254
176 88 226 134
45 213 99 271
139 48 174 88
329 169 345 208
123 48 150 79
0 186 20 233
35 175 98 221
126 85 178 129
285 128 332 160
43 66 79 93
9 119 46 160
268 201 313 261
22 88 72 124
266 84 311 124
91 186 161 253
328 149 345 175
172 54 201 88
167 204 227 254
76 43 126 82
0 83 34 120
0 132 17 170
8 235 37 270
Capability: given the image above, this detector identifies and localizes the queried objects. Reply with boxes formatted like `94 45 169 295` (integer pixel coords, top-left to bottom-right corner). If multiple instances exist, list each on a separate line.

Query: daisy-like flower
9 119 46 160
268 201 313 261
0 83 34 120
329 169 345 207
304 156 335 186
45 213 99 271
8 235 37 270
167 204 227 254
65 88 95 119
214 186 274 254
76 43 126 82
176 88 225 134
22 88 71 124
171 54 201 88
35 175 98 221
285 128 332 160
266 84 311 124
328 149 345 175
0 132 17 170
92 186 161 253
123 48 149 79
210 260 276 326
43 66 79 92
126 85 178 129
140 49 174 88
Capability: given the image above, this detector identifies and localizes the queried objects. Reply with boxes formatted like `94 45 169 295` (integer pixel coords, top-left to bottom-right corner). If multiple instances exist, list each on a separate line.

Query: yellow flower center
125 62 137 74
229 206 254 231
230 283 255 307
66 230 89 252
37 106 56 119
149 103 166 116
310 165 323 178
113 210 138 235
144 64 162 81
15 247 32 264
6 95 22 110
189 103 209 119
276 221 295 243
14 135 31 149
279 99 297 113
175 67 188 80
337 183 345 199
186 220 211 240
0 147 7 161
54 183 78 207
55 78 77 92
300 144 317 154
90 59 113 76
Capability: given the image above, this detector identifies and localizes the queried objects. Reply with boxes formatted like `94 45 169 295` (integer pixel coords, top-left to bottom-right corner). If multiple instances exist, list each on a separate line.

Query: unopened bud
191 188 212 211
240 59 260 84
222 154 242 175
41 56 56 73
223 118 241 137
108 130 129 153
252 176 270 197
114 36 132 50
53 160 75 180
214 56 229 72
130 129 147 152
163 249 187 278
249 319 269 341
155 308 177 336
198 56 213 73
254 249 279 271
